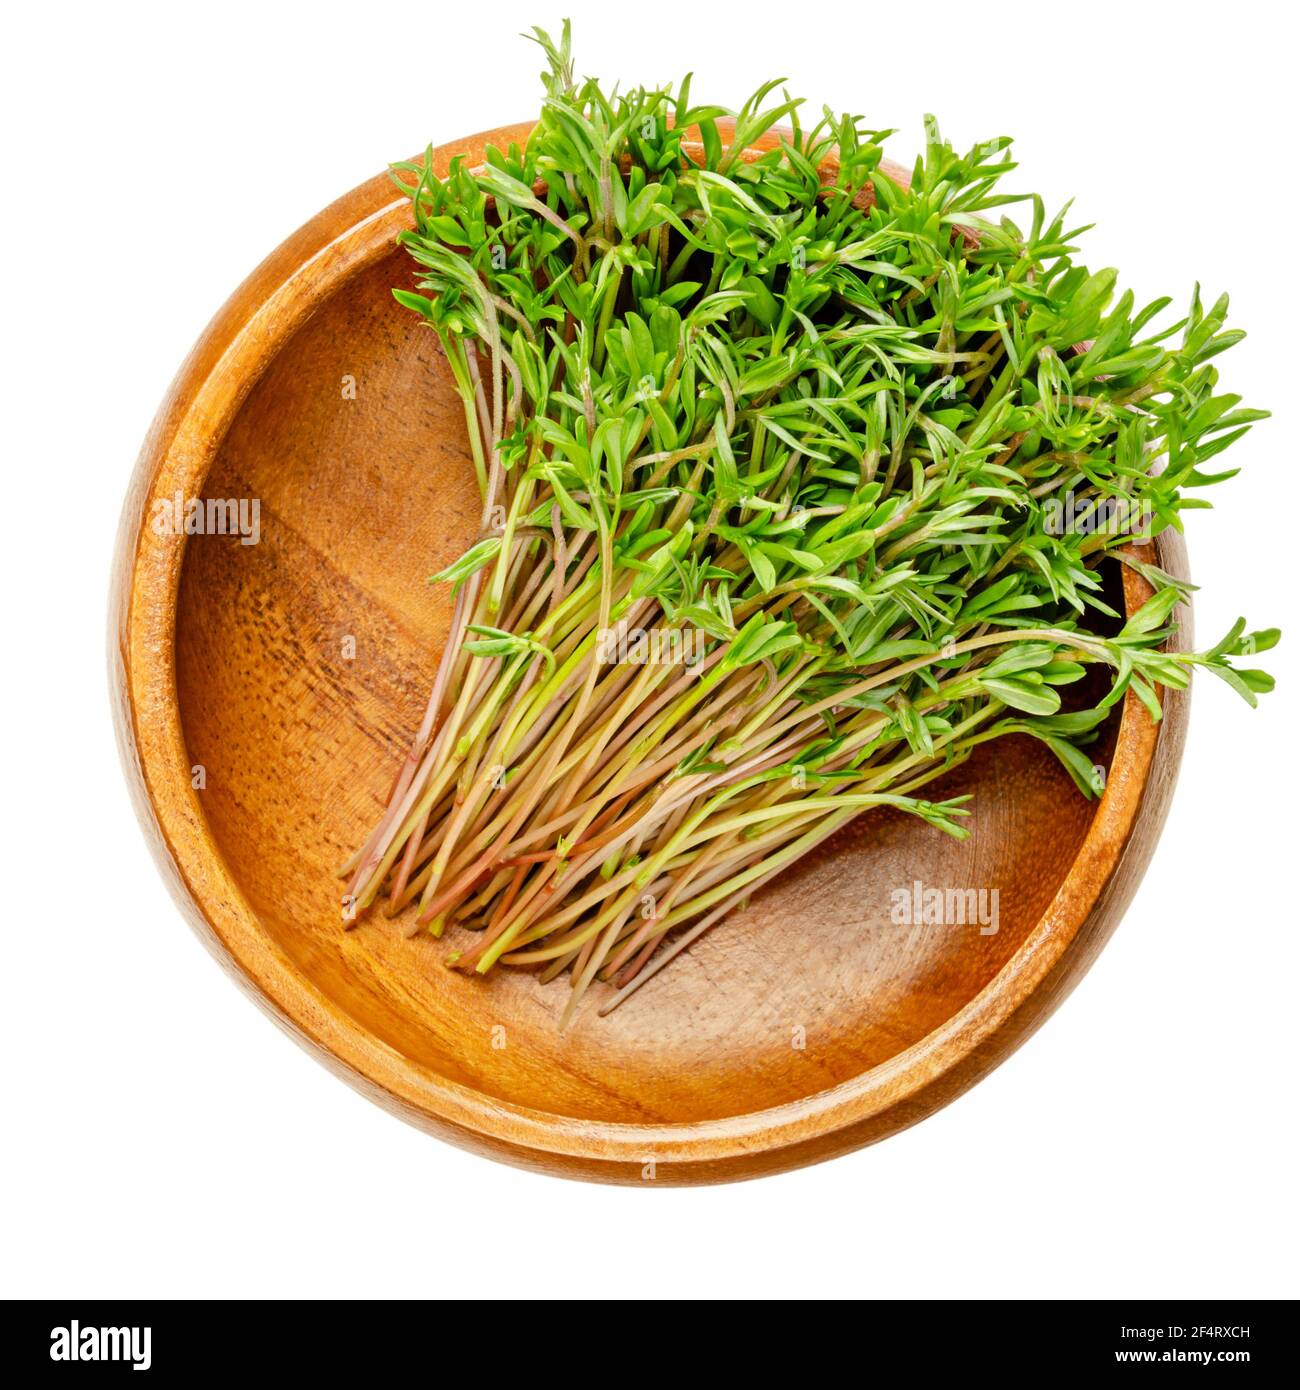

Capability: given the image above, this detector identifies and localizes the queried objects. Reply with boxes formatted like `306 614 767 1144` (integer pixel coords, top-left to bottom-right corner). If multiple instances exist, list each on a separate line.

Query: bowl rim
110 120 1190 1183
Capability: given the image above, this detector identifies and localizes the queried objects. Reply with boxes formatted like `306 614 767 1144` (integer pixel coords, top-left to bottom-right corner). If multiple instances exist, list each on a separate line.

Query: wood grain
110 122 1190 1183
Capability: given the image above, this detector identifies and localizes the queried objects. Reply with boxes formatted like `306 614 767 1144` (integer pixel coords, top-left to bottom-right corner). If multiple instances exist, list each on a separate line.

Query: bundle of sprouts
341 25 1275 1024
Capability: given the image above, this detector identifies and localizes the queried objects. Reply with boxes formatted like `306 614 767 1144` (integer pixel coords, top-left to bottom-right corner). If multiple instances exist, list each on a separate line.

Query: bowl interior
175 248 1111 1127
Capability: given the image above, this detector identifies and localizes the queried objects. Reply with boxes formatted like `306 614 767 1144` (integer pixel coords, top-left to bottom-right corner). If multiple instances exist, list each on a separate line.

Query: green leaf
979 676 1062 715
428 536 502 589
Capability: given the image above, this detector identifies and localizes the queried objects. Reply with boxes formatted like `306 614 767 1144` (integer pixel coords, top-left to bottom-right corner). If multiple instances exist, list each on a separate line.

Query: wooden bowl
111 122 1190 1184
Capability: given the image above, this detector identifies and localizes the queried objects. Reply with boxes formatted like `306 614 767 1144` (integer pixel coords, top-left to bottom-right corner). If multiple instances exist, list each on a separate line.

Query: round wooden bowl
111 122 1191 1184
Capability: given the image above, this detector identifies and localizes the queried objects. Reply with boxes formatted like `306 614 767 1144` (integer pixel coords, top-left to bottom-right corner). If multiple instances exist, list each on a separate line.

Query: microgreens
343 22 1277 1024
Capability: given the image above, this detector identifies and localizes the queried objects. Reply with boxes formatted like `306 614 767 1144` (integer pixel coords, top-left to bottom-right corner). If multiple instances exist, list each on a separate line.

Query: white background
4 0 1297 1300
